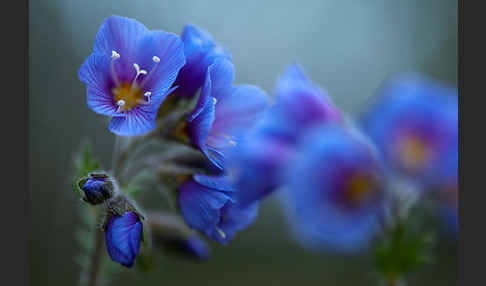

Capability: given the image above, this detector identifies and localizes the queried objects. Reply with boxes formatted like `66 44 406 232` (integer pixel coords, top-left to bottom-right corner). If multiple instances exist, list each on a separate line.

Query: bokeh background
29 0 457 285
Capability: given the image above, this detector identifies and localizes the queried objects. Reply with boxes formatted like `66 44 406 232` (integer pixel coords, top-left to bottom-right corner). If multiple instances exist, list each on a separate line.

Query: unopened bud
78 172 115 205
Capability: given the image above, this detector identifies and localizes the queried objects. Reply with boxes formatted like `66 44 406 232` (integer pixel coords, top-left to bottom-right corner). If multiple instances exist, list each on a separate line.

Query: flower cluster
77 15 267 268
227 65 385 251
76 15 457 280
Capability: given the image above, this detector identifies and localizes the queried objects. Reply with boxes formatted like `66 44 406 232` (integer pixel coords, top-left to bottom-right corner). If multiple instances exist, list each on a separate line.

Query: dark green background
30 0 457 285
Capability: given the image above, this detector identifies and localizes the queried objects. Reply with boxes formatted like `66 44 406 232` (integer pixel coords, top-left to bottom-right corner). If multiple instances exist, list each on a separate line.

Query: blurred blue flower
187 58 268 170
228 64 342 205
360 74 457 189
178 174 258 244
173 24 231 98
282 125 384 252
78 15 185 136
105 211 143 267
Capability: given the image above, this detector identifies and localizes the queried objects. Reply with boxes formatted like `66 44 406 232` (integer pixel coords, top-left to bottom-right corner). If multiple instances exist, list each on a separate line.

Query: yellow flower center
396 136 431 172
344 173 376 207
112 82 144 112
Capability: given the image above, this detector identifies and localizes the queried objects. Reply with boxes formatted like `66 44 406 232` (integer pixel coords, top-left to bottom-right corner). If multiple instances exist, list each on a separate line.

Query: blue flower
228 64 342 205
78 15 186 136
173 24 231 98
105 211 143 267
282 125 384 252
177 57 265 244
78 173 114 205
178 174 258 245
187 58 268 170
360 73 457 188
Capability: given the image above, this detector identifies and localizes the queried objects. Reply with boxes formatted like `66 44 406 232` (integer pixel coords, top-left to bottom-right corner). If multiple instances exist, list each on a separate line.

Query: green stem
85 225 104 286
83 135 127 286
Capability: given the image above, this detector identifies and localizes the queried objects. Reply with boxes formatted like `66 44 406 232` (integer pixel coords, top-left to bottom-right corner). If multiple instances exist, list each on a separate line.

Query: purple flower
105 211 143 267
228 64 342 205
178 174 258 244
187 58 268 170
360 73 457 189
78 15 185 136
173 24 231 98
282 125 384 252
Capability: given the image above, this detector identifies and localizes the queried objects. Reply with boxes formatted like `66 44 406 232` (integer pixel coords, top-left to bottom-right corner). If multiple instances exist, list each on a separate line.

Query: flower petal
178 179 231 231
174 24 232 98
209 84 268 145
108 106 157 136
193 174 236 193
229 136 295 206
187 95 222 169
105 211 143 268
273 64 342 134
207 202 259 245
78 53 119 116
93 15 149 59
189 58 234 122
133 31 186 101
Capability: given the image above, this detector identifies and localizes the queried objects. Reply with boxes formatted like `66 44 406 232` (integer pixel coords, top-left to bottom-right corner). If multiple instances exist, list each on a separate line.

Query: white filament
110 50 121 86
216 228 226 239
116 99 125 112
143 91 152 104
139 55 160 87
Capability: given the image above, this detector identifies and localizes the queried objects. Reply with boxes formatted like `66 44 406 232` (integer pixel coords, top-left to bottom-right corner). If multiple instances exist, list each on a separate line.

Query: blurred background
29 0 457 285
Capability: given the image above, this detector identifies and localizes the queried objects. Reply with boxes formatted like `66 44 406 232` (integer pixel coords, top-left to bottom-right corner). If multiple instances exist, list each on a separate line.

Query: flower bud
78 172 115 205
104 210 143 268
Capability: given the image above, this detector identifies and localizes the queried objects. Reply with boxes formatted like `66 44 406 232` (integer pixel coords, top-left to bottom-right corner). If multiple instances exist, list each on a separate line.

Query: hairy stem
83 135 126 286
85 226 104 286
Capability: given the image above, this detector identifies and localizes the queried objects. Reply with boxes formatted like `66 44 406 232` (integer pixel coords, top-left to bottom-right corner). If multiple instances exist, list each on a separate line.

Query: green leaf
72 141 102 197
373 220 435 282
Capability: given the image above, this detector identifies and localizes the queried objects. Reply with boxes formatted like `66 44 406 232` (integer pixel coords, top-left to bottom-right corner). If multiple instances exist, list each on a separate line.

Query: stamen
133 63 147 76
228 140 237 146
216 228 226 239
143 91 152 104
116 99 125 113
139 55 161 87
111 51 120 59
110 50 121 86
213 98 218 105
130 63 147 92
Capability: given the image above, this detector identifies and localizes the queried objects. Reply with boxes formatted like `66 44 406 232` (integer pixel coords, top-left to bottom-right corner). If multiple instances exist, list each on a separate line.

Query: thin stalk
83 135 125 286
85 222 104 286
